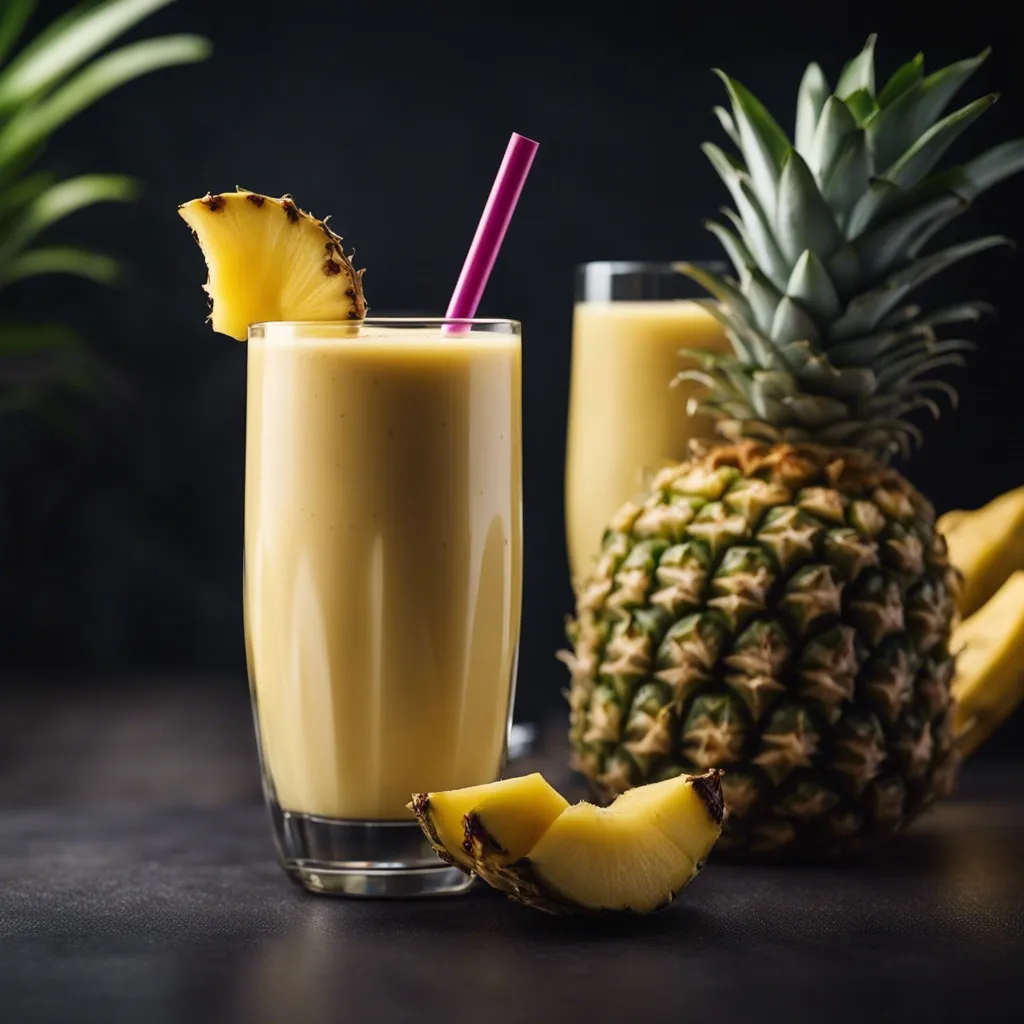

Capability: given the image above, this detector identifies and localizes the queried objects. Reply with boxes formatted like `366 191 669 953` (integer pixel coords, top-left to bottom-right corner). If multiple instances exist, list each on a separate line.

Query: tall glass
244 318 523 897
564 262 730 586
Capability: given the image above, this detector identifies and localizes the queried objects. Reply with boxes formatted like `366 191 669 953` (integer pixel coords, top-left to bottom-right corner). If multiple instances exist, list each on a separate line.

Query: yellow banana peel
952 571 1024 757
939 485 1024 618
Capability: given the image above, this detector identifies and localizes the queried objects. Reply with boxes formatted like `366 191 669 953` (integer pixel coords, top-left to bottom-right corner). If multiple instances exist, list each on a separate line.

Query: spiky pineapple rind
179 188 368 336
462 812 508 861
407 793 469 874
473 855 690 918
566 440 960 859
684 767 728 825
469 769 723 915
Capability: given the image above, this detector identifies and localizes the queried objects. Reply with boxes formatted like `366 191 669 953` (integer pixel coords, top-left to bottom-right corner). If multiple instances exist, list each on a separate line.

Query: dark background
2 0 1023 734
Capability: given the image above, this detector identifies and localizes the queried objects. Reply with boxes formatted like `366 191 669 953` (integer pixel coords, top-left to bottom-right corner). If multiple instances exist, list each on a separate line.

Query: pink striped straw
444 132 539 328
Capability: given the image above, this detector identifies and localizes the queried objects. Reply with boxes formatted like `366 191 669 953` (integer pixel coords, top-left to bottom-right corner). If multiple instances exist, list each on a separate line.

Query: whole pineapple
563 38 1024 858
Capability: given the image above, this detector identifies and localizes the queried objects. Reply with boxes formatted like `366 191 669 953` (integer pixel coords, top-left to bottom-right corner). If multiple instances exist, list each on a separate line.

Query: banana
938 486 1024 617
952 571 1024 757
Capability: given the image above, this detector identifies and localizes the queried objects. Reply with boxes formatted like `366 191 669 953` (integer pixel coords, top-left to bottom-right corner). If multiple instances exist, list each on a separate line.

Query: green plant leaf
795 62 829 157
821 130 872 222
770 296 820 345
741 266 783 334
0 0 36 68
792 352 876 400
879 303 923 328
0 175 137 267
836 35 877 99
787 392 851 428
701 142 747 210
0 0 175 113
0 170 54 225
844 89 877 126
873 337 976 378
785 250 841 323
823 242 861 297
808 96 858 183
0 34 211 174
775 148 843 264
876 348 970 389
917 301 994 327
956 139 1024 200
693 297 787 370
850 193 966 279
846 176 904 237
0 247 120 286
884 94 998 190
713 106 741 149
905 199 969 257
826 326 915 366
737 177 790 290
721 206 757 259
830 235 1011 337
703 218 752 277
866 48 991 173
674 261 754 324
877 53 924 109
714 69 791 220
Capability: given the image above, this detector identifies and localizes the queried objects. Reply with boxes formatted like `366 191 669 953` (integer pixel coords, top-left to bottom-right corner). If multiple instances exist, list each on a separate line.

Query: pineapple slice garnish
952 571 1024 756
410 774 568 874
178 188 366 340
410 770 724 915
938 486 1024 617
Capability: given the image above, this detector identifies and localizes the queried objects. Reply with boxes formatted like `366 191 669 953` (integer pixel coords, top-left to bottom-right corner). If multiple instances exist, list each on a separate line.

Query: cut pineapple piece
412 769 724 915
952 571 1024 756
462 779 570 864
408 774 567 874
613 770 724 867
511 801 695 914
939 486 1024 617
179 188 366 340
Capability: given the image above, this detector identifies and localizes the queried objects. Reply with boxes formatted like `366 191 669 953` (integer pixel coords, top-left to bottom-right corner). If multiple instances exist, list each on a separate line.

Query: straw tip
511 132 540 149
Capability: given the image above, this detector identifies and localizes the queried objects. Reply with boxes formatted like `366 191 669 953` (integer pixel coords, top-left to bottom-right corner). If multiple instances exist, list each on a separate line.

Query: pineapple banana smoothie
180 146 537 892
565 300 728 581
245 323 522 820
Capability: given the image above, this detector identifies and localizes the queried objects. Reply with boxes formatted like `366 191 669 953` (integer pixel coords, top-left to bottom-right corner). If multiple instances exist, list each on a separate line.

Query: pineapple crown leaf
692 39 1024 462
836 35 878 100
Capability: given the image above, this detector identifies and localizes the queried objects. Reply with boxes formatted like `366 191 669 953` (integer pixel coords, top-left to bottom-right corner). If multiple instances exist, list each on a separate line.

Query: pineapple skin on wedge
482 769 724 916
408 774 568 875
411 769 724 916
178 188 366 340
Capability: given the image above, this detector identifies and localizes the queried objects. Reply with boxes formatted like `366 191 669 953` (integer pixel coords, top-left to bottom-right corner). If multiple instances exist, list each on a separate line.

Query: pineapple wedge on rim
178 188 366 340
410 769 724 916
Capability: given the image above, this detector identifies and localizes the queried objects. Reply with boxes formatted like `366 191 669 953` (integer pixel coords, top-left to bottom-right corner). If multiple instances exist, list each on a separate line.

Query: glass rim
249 317 521 329
576 260 728 274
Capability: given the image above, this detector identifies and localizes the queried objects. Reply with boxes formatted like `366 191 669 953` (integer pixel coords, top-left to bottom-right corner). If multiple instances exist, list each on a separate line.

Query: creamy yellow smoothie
244 322 522 821
565 300 729 583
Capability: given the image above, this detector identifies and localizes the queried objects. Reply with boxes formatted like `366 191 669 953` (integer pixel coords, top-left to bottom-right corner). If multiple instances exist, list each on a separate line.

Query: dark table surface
2 680 1023 1024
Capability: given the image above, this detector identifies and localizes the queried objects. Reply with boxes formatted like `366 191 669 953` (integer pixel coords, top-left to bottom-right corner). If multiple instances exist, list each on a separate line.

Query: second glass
564 261 730 585
244 318 523 897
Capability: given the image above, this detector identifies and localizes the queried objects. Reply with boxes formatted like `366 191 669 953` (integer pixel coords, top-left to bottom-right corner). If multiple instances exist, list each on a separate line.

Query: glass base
268 801 474 898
